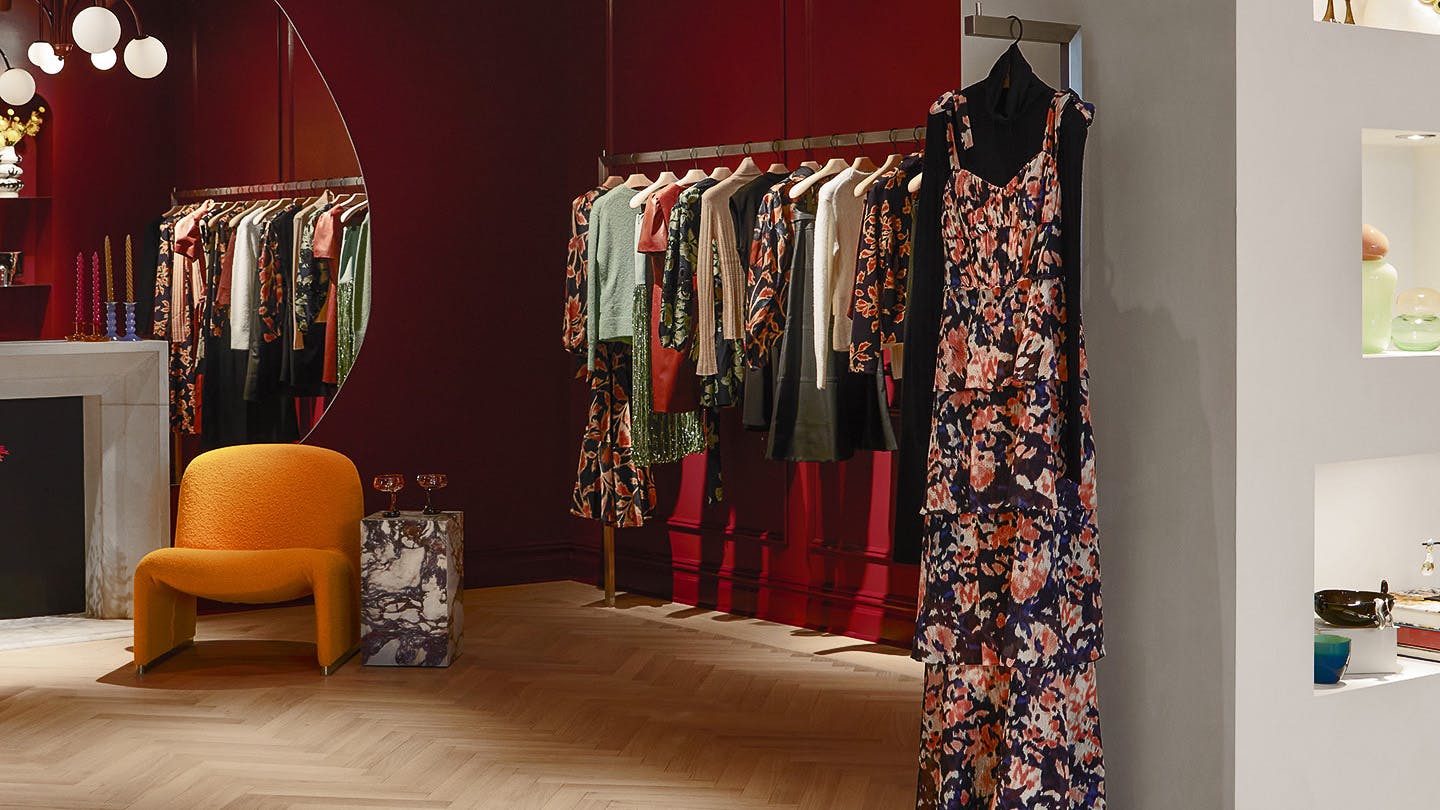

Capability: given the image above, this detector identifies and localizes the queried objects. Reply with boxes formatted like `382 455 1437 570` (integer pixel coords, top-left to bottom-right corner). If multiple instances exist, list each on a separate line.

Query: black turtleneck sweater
894 46 1090 565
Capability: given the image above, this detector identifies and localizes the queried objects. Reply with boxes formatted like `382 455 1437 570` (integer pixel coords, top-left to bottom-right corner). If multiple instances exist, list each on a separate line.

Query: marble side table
360 511 464 666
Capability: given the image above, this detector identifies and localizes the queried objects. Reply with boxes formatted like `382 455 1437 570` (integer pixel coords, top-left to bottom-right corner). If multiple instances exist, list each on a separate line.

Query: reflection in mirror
149 1 366 470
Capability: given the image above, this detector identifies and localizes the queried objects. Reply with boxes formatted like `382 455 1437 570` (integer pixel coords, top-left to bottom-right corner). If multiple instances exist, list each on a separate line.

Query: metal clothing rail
170 175 367 204
599 127 927 169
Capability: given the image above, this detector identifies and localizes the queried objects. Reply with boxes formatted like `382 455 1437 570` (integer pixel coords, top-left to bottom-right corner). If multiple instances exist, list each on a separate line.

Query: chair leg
312 564 360 671
133 566 197 672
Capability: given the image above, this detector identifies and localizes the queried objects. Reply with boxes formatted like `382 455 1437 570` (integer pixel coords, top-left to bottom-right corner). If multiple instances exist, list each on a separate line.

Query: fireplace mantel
0 340 169 618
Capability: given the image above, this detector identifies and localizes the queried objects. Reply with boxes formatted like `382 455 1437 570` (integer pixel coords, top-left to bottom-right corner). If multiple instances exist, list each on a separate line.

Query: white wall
1315 454 1440 593
961 1 1237 807
1238 3 1440 808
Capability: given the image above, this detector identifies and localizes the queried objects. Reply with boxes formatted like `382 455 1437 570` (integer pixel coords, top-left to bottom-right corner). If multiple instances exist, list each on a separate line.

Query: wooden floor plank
0 581 921 808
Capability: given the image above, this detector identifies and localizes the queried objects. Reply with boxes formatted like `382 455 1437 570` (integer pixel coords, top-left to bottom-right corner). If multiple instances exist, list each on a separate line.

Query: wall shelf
1313 1 1440 36
1314 655 1440 696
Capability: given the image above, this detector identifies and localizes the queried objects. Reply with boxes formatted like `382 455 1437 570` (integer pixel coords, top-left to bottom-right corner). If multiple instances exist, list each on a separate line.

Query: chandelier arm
112 0 143 38
0 49 10 70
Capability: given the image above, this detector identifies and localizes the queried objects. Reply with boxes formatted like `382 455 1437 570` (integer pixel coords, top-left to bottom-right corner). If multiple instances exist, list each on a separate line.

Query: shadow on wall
1083 125 1227 808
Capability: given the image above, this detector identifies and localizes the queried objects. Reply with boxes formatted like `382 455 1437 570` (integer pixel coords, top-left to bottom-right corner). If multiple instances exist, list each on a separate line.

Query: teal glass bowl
1314 633 1352 685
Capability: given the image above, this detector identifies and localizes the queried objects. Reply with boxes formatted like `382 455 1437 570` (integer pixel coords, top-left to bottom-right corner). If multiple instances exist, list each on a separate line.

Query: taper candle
73 253 82 323
103 236 114 301
91 252 100 327
124 235 133 301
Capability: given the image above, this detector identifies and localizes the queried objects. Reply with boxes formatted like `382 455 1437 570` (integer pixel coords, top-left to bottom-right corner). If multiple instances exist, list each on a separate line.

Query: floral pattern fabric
918 662 1105 809
659 179 718 353
742 167 814 367
850 154 922 373
916 89 1103 809
570 341 656 528
152 214 201 434
564 188 603 359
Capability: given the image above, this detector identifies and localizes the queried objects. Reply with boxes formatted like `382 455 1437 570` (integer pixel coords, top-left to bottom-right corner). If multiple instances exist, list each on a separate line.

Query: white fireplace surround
0 340 169 618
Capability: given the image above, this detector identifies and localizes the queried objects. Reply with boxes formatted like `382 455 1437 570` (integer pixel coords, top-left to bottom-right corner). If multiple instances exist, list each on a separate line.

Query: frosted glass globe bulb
123 37 166 79
0 68 36 106
39 55 64 76
26 41 53 69
72 6 122 55
91 49 117 71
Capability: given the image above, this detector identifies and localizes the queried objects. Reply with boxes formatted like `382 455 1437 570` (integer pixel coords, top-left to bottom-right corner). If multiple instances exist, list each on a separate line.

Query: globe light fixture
72 6 122 54
26 41 53 68
0 49 36 106
122 36 164 79
21 1 165 79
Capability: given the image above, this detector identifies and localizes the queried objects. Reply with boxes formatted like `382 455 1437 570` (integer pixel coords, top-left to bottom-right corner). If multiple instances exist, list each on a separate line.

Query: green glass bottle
1363 224 1397 355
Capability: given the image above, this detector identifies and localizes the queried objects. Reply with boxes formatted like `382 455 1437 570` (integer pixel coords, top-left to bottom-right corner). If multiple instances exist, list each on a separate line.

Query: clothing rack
170 176 367 205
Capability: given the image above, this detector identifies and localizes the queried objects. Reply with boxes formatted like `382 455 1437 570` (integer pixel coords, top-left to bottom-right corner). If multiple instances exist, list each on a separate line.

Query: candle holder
104 301 118 341
66 320 85 341
87 317 104 342
120 302 140 341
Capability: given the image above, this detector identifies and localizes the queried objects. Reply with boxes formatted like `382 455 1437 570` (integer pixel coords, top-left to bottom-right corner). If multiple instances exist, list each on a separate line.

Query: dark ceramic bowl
1314 589 1395 628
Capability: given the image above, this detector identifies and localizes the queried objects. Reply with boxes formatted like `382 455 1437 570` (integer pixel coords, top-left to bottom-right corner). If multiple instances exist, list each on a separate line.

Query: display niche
1314 454 1440 695
1359 129 1440 358
1314 0 1440 35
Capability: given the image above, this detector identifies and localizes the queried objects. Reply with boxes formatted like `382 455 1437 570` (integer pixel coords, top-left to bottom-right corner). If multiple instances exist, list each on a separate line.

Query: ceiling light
21 2 166 79
1399 133 1437 141
0 48 35 106
123 37 166 79
72 6 121 55
26 41 53 68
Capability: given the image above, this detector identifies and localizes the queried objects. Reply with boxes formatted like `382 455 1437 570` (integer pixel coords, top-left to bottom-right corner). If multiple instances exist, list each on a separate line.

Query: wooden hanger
789 137 849 199
341 199 369 224
622 171 652 189
676 148 709 184
601 175 624 190
706 144 765 198
766 140 789 175
730 143 761 178
706 148 732 181
847 132 879 175
630 152 679 209
854 130 906 198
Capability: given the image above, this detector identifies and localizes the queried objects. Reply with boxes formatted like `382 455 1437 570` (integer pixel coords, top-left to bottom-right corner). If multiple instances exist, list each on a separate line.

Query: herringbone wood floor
0 582 923 809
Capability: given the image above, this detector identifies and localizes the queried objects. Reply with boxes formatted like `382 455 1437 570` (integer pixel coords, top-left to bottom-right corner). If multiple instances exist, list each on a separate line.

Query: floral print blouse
849 154 922 373
659 178 718 353
564 188 604 361
741 167 814 367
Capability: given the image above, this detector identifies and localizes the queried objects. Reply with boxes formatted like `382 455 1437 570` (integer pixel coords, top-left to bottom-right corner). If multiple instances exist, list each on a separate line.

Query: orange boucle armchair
133 444 364 675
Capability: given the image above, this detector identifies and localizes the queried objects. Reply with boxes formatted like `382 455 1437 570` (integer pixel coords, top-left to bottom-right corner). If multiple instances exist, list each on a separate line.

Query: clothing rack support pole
602 524 616 607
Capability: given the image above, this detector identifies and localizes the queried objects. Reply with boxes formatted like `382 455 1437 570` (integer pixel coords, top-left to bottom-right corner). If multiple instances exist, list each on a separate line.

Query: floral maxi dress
914 90 1105 809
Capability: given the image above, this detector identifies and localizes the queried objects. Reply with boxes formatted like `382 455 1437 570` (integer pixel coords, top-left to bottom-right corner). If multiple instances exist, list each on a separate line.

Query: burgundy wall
275 0 608 584
173 1 358 191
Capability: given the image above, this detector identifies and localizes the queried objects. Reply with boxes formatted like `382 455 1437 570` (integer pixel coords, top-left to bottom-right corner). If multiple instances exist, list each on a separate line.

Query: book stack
1393 588 1440 662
